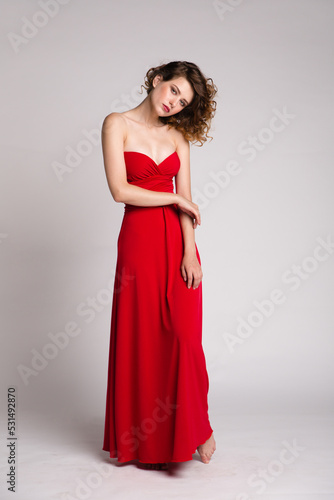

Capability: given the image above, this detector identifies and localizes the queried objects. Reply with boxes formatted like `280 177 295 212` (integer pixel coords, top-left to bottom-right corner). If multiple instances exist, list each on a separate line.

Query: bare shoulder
170 126 190 156
102 111 127 131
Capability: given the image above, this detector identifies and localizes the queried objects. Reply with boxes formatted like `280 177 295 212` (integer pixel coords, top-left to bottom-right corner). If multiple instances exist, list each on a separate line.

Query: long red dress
102 150 213 463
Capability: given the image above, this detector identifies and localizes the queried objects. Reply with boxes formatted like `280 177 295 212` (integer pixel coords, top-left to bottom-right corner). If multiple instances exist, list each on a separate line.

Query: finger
193 277 201 289
180 265 187 281
194 213 200 228
187 272 193 289
194 210 201 227
193 269 203 288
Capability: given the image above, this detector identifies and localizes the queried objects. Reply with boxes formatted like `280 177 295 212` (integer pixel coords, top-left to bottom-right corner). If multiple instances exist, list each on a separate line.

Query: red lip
163 104 170 112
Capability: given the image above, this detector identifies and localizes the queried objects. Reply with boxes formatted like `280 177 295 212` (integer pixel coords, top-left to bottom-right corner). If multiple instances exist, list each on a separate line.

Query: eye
171 86 186 107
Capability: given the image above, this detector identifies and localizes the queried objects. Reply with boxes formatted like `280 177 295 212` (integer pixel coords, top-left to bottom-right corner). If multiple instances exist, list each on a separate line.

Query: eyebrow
174 84 189 105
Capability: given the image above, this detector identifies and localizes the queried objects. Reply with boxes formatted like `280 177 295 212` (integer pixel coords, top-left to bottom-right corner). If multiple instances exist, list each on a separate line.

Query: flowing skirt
102 203 213 463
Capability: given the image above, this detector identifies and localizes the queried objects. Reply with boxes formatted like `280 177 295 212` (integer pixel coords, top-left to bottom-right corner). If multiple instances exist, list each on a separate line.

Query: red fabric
102 151 213 463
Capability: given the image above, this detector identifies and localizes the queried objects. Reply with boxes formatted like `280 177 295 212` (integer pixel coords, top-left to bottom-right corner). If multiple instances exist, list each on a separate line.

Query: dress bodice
123 151 180 212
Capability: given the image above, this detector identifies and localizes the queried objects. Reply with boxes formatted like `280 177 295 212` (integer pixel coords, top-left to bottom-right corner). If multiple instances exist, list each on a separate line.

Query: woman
101 61 218 471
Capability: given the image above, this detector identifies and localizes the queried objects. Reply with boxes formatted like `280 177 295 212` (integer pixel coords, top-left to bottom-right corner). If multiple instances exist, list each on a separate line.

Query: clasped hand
176 195 201 229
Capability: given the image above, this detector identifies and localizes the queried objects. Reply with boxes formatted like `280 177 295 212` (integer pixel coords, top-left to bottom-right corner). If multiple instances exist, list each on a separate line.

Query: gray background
0 0 333 498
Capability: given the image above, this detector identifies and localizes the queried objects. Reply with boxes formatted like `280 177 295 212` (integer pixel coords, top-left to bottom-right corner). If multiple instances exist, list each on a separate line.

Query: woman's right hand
175 195 201 228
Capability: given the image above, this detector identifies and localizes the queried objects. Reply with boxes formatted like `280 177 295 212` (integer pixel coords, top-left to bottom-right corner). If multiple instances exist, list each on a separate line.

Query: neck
131 95 164 128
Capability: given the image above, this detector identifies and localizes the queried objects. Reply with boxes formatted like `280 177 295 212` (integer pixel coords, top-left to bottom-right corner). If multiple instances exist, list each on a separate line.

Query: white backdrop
1 0 334 495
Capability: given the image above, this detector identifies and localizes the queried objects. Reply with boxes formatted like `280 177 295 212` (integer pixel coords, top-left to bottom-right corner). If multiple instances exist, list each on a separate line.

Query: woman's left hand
180 253 203 289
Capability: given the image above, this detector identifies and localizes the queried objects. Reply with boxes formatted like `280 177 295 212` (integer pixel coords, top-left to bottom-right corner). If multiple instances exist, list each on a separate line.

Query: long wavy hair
140 61 218 146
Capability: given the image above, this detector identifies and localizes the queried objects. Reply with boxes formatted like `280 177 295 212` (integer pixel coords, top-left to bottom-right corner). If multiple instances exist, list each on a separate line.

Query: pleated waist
124 203 179 214
124 178 177 214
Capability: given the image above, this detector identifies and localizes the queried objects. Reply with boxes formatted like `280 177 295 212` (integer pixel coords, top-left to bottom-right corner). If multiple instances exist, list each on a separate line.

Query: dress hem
102 428 214 464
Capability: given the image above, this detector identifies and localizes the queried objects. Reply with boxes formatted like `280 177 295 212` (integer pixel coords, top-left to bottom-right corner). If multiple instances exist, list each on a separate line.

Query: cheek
154 88 165 104
161 87 170 100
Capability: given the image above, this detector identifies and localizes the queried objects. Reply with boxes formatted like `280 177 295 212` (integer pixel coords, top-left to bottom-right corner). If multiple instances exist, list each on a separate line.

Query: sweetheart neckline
124 150 178 166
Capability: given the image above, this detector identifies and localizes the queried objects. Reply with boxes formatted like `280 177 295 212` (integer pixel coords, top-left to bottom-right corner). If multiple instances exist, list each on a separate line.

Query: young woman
101 61 218 471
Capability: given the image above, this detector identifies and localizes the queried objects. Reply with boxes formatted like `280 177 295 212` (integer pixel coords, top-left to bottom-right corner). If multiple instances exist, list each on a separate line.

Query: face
151 74 195 116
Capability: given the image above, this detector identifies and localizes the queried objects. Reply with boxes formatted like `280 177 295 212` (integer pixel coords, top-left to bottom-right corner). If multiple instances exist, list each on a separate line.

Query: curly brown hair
140 61 218 146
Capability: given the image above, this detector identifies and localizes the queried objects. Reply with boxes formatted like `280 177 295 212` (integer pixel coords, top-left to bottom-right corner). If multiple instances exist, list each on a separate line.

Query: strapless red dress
102 150 213 463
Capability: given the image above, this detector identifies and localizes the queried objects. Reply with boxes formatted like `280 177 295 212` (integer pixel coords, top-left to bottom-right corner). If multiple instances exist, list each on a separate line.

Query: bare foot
197 432 216 464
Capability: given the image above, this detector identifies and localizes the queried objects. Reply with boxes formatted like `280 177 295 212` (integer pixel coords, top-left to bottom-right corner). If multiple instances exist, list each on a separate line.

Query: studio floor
1 411 333 500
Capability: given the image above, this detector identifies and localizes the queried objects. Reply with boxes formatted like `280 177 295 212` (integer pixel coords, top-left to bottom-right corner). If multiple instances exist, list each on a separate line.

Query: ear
153 74 162 87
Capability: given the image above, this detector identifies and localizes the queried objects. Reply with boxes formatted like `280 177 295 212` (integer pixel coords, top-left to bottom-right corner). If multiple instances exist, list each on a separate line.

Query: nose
169 98 176 108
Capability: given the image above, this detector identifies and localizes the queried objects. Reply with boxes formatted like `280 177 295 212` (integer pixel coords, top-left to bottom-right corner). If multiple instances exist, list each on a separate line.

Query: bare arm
175 138 197 257
102 113 178 207
175 136 203 289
